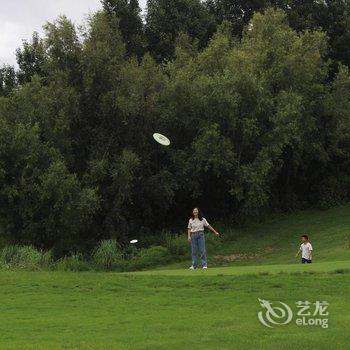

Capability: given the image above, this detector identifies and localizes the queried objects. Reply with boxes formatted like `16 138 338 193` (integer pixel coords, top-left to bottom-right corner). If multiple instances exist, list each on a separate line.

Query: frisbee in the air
130 239 138 244
153 133 170 146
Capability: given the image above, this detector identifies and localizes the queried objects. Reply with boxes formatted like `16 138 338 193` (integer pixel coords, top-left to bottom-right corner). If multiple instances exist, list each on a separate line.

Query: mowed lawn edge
131 259 350 276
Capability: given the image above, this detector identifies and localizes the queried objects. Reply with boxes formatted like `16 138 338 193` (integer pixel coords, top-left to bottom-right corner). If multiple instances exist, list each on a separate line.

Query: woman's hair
191 207 203 220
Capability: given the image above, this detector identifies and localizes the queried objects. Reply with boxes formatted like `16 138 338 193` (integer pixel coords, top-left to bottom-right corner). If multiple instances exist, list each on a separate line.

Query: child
296 234 313 263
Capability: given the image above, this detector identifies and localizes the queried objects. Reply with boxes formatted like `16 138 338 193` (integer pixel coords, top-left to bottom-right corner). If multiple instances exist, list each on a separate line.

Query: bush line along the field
0 232 227 271
0 237 193 272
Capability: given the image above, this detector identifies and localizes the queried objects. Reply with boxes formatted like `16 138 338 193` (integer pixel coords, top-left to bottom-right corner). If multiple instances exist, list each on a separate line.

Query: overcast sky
0 0 147 66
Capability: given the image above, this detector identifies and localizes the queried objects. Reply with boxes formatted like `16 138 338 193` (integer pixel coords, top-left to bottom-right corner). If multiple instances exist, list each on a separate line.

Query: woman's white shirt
188 218 209 233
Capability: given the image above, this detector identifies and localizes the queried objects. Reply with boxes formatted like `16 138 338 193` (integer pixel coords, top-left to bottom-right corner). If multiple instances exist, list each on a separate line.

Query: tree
160 9 341 216
43 16 82 86
206 0 350 68
102 0 145 58
1 6 350 252
0 117 98 251
145 0 216 62
0 65 16 96
16 32 46 84
205 0 267 37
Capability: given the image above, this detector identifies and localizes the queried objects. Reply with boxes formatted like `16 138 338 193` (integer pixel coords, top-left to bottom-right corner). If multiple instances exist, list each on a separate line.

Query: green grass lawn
0 268 349 350
0 205 349 349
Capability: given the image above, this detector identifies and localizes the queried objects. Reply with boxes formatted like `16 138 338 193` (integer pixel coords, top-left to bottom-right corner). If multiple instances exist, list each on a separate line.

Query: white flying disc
153 133 170 146
130 239 138 244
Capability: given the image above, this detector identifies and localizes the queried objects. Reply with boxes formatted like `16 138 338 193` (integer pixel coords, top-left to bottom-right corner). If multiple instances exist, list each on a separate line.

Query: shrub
40 250 53 268
0 245 53 270
164 233 189 258
134 246 170 269
92 239 123 270
0 245 20 267
318 175 350 209
205 233 221 253
15 246 44 269
55 253 91 272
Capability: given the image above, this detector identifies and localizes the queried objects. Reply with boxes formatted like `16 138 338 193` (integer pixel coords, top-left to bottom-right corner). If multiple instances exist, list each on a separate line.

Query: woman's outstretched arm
208 225 220 236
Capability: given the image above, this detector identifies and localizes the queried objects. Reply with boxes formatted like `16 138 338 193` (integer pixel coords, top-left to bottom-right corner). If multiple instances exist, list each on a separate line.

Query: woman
187 207 220 269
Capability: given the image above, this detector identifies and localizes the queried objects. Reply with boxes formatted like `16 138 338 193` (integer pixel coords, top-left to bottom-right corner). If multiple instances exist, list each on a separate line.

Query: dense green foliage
0 2 350 254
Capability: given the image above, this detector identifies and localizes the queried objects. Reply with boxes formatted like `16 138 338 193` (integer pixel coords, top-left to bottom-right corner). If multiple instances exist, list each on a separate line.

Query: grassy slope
159 204 350 270
222 204 350 264
0 205 349 349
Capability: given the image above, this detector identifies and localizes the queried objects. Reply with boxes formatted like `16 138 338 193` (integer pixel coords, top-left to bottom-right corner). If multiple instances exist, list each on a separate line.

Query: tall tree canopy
102 0 144 58
0 4 349 254
206 0 350 68
145 0 216 62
